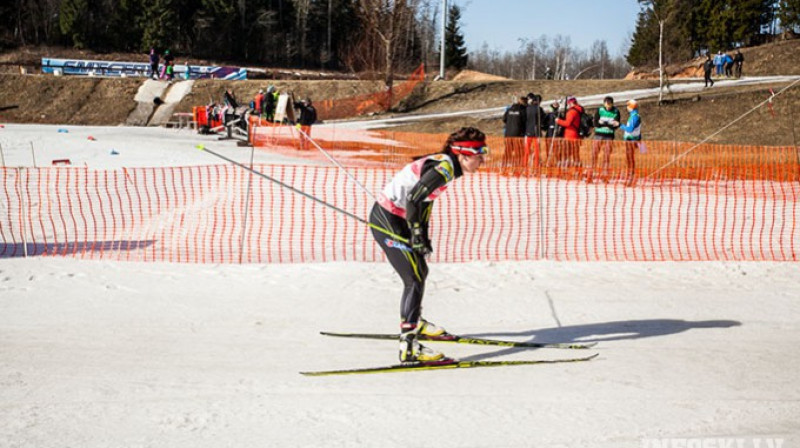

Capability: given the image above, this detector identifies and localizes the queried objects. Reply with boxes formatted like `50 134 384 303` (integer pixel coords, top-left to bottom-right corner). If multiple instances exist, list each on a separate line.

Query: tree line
1 0 471 77
0 0 632 81
468 35 633 81
627 0 800 67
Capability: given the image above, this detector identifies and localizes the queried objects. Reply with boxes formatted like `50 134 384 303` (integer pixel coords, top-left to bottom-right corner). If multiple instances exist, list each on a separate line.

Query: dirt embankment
384 82 800 146
1 74 799 146
0 74 141 125
626 38 800 80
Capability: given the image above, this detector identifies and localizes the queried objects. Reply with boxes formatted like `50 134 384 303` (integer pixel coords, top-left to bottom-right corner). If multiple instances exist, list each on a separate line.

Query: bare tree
468 34 631 80
357 0 416 89
292 0 312 64
414 0 440 73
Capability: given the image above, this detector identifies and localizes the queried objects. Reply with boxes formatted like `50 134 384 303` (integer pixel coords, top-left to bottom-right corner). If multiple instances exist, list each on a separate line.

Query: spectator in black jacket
733 49 744 78
525 93 544 168
544 101 563 166
148 48 159 80
294 98 317 150
264 85 277 122
502 96 527 174
544 101 562 138
703 54 715 88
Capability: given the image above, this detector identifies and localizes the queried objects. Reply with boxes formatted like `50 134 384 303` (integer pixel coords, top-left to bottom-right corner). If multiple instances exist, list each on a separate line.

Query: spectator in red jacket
555 96 584 167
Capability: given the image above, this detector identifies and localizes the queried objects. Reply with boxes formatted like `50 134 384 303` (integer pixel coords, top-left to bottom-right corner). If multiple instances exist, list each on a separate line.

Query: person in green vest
587 96 621 183
264 85 279 122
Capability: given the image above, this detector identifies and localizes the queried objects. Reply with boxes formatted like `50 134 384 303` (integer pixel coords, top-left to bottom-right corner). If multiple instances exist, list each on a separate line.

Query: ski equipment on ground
320 331 597 349
301 353 598 376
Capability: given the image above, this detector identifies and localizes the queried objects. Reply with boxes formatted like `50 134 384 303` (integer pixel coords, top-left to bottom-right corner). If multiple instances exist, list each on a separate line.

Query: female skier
368 127 489 363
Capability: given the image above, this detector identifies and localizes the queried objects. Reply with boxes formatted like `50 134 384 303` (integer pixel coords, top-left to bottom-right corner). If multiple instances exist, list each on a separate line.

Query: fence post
30 142 36 168
16 168 28 258
239 144 256 264
0 143 5 167
537 163 546 260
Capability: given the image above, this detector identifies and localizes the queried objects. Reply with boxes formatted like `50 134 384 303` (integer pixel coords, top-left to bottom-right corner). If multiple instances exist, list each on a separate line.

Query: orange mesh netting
314 64 426 120
2 130 798 263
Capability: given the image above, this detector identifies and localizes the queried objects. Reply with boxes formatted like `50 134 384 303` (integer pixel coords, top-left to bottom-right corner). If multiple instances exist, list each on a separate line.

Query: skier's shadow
460 319 741 361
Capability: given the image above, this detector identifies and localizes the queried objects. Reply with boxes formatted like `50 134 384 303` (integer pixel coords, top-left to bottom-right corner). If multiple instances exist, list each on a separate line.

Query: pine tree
628 0 777 66
444 4 468 70
139 0 179 52
778 0 800 31
727 0 774 46
59 0 90 48
627 7 659 66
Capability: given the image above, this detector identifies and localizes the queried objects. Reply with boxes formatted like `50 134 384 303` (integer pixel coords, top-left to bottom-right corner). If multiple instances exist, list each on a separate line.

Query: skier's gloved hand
409 222 431 257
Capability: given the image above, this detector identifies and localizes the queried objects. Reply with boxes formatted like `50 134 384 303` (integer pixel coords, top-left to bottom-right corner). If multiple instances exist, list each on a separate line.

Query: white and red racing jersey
377 153 459 219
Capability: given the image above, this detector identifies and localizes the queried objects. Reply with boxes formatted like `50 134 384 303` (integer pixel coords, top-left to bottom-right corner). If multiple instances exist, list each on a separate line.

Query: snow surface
1 124 799 447
2 259 799 447
0 124 321 169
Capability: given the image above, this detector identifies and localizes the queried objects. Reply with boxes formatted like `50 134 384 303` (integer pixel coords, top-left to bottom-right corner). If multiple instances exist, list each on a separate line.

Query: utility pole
327 0 332 68
659 19 665 104
439 0 447 80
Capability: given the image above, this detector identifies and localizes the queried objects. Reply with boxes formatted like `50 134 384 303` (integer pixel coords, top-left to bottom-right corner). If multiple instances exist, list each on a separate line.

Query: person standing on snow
733 49 744 78
587 96 620 183
723 52 734 78
148 48 159 80
555 96 584 168
703 54 715 88
369 127 489 363
264 85 278 122
294 98 317 150
524 93 544 169
253 89 265 116
619 99 642 186
502 96 527 173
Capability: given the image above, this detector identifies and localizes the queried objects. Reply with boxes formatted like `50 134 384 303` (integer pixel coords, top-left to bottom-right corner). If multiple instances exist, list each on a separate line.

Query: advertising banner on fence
41 58 247 80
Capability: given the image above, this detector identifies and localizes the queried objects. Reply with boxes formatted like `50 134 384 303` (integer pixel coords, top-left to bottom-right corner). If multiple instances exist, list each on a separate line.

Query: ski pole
196 144 409 244
294 126 377 201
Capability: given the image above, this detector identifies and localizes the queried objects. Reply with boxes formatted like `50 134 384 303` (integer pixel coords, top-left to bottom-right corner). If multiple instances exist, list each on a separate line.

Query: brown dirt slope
181 79 387 113
1 74 799 146
386 82 800 146
452 70 510 82
0 74 140 125
400 79 662 115
627 38 800 80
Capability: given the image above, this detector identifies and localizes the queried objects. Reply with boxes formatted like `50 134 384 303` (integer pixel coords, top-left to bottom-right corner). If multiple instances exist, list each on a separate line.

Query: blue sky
458 0 643 56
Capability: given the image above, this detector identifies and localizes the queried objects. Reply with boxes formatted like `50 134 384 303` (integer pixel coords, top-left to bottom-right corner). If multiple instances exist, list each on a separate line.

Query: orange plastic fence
314 64 426 120
250 126 800 178
1 148 798 262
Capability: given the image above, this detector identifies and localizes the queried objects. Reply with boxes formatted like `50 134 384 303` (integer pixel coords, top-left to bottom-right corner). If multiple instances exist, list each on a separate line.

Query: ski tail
301 353 599 376
319 331 597 350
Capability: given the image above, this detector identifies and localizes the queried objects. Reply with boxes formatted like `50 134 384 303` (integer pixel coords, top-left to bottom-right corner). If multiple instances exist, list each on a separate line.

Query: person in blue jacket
723 52 734 77
619 99 642 186
713 51 723 76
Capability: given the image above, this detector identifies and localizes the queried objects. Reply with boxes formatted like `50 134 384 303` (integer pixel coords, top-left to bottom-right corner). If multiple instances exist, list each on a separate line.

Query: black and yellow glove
409 222 431 257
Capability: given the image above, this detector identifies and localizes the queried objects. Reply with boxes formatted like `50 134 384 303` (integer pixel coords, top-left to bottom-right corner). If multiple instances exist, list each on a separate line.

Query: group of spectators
251 86 280 122
249 88 317 150
149 48 177 81
503 93 642 185
703 49 744 87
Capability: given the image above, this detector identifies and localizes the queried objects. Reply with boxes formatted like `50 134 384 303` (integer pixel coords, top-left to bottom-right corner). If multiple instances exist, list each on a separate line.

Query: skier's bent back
369 127 488 363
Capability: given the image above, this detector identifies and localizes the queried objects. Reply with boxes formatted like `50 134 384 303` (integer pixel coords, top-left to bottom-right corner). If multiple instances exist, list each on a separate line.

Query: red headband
451 140 489 156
